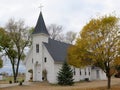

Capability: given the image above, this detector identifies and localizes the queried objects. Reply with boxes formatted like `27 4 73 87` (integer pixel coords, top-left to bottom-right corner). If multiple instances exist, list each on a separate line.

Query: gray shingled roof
43 38 71 62
32 12 49 35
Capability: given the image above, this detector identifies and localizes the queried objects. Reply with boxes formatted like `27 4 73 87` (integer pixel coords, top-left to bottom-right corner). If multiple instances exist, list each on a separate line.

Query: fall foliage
68 15 120 89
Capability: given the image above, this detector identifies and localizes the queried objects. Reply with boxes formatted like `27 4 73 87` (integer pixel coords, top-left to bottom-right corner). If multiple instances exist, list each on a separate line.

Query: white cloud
0 0 120 32
1 0 120 74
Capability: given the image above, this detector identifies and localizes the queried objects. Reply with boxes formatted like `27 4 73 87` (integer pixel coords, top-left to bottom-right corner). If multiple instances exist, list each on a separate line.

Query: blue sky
0 0 120 74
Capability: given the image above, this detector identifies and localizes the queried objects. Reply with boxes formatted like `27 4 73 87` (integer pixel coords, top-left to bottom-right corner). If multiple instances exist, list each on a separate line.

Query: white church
24 11 106 84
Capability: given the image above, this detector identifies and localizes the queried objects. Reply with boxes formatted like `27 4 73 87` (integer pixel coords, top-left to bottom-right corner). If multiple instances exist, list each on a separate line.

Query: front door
35 64 41 81
96 70 100 79
42 69 47 81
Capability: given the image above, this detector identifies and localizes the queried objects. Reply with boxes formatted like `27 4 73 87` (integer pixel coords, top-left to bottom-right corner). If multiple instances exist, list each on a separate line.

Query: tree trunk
14 74 17 83
15 56 20 82
12 64 16 83
10 60 16 83
107 76 111 89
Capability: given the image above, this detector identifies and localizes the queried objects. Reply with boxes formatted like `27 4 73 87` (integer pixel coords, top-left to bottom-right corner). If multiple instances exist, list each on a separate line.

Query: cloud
0 0 120 32
1 0 120 74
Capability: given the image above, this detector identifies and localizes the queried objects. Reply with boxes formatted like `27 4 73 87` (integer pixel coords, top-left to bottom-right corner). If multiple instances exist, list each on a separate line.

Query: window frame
44 57 47 63
36 44 39 53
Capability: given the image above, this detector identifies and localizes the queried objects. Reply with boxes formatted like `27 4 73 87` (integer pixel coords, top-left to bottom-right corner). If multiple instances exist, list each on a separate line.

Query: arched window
32 58 33 63
36 44 39 53
44 57 47 63
80 69 81 75
88 68 91 75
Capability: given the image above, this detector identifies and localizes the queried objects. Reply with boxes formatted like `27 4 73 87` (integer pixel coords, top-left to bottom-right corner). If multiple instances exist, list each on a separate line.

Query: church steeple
32 11 49 36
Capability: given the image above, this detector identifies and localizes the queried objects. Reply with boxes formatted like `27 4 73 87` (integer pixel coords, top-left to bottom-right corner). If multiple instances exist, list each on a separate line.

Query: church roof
32 12 49 35
43 38 71 62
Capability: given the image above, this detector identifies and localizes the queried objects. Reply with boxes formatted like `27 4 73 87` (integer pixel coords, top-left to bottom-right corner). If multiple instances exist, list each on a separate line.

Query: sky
0 0 120 74
1 0 120 33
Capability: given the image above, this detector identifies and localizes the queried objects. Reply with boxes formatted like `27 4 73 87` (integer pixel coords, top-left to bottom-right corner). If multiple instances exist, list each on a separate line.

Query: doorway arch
42 69 47 81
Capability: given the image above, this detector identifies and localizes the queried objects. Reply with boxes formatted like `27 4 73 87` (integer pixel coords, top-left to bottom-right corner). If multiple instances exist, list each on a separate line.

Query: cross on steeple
32 4 49 35
39 3 43 12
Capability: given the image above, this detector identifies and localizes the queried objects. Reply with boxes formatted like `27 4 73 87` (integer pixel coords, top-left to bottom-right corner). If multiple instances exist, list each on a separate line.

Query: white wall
72 67 91 81
42 45 55 83
54 63 62 83
25 48 33 81
91 67 106 80
32 34 49 81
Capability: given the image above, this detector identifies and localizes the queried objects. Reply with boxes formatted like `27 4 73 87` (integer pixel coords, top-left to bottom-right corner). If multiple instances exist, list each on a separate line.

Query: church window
73 68 76 75
44 57 47 62
89 68 91 75
85 68 87 75
36 44 39 53
32 58 33 63
80 69 81 75
89 71 90 75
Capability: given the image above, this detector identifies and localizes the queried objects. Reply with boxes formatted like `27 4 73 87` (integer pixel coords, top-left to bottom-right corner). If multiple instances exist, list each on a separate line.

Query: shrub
9 80 12 84
19 81 22 86
84 78 89 81
22 80 24 82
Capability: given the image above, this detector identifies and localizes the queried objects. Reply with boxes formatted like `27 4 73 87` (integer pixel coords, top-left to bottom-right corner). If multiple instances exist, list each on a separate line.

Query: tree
0 19 30 82
0 27 9 68
65 31 77 44
47 24 77 43
57 62 74 86
0 58 3 68
68 15 120 89
47 24 63 40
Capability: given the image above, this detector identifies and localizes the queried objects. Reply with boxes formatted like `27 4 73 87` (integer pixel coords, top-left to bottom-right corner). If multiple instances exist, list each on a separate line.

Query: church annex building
24 11 106 84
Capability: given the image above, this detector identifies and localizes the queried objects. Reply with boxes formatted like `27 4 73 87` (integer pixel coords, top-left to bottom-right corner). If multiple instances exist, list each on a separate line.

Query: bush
85 78 89 81
19 81 22 86
9 80 12 84
22 80 24 82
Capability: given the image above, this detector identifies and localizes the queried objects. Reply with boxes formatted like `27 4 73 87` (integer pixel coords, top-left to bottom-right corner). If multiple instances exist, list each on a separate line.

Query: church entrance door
42 69 47 81
35 64 41 81
96 70 100 79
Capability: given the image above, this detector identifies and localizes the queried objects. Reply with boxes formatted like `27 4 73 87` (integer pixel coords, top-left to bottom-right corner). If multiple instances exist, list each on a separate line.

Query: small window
36 44 39 53
80 69 81 75
73 68 76 75
85 68 86 75
44 57 47 62
32 58 33 63
89 72 90 75
88 68 90 75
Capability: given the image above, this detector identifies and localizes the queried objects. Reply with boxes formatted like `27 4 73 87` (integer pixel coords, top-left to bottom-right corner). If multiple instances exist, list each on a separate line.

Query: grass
1 85 120 90
1 77 120 90
0 76 25 84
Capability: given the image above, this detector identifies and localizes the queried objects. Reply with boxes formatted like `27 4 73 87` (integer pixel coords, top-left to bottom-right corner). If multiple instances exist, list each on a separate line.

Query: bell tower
32 11 49 81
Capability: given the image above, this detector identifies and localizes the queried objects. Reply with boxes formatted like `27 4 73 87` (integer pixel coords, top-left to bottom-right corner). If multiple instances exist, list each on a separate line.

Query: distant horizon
0 65 25 76
0 60 26 76
0 47 29 76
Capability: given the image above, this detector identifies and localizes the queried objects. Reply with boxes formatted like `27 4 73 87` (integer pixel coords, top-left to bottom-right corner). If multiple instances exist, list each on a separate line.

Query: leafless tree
65 31 77 44
47 24 63 40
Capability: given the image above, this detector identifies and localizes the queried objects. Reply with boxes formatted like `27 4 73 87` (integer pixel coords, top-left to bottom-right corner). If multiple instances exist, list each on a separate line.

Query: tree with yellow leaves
68 15 120 89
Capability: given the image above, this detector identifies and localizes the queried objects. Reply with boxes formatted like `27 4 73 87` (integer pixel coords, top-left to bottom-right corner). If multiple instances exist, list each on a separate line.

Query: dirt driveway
1 78 120 90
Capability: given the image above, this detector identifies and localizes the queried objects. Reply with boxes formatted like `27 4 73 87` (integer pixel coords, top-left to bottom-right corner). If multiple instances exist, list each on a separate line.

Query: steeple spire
32 11 49 36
